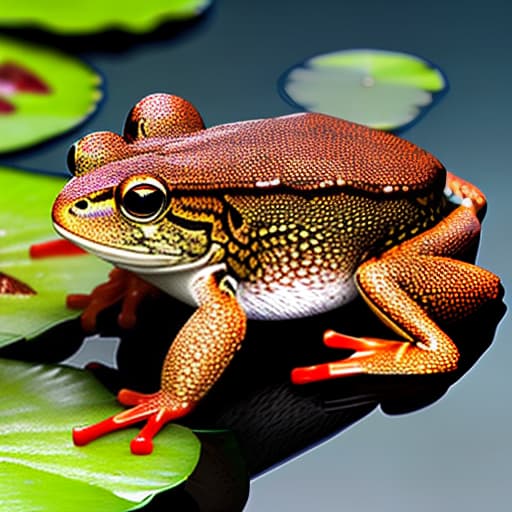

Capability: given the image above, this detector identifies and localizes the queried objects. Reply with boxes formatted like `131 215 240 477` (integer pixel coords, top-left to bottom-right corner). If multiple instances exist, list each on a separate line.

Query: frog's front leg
73 270 246 454
292 203 502 384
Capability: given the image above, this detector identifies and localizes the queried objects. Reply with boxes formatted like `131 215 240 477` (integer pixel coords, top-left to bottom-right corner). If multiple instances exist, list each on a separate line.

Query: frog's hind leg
292 205 501 384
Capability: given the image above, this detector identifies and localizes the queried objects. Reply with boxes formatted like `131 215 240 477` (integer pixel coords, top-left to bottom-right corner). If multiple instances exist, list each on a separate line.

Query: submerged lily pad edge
0 0 213 35
278 47 449 134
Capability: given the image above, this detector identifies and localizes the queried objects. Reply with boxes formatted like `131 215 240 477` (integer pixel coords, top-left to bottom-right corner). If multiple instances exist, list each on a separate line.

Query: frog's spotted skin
58 110 444 197
52 94 502 454
123 93 205 141
226 192 441 319
317 205 498 379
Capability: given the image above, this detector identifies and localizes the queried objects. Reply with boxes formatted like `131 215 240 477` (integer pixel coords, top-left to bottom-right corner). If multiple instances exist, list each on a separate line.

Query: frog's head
52 94 222 274
53 153 220 274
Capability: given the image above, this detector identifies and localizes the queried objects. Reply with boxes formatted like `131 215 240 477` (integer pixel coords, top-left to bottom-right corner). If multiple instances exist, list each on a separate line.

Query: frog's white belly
132 264 224 307
237 270 358 320
123 259 357 320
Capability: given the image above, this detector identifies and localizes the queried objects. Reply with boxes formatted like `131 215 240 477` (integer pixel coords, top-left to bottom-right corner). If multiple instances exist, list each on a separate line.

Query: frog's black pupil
67 144 76 175
123 185 165 219
75 200 88 210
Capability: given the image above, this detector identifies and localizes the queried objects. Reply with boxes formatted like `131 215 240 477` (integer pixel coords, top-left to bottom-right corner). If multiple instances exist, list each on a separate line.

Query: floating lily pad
0 358 201 511
0 167 110 347
279 49 447 131
0 0 212 34
0 36 102 153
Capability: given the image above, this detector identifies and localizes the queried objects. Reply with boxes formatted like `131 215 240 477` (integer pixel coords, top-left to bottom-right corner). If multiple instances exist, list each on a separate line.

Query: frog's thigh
397 205 481 258
355 254 500 374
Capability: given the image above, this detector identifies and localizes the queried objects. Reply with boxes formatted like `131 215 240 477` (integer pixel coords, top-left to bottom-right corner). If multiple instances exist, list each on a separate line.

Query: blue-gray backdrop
6 0 511 510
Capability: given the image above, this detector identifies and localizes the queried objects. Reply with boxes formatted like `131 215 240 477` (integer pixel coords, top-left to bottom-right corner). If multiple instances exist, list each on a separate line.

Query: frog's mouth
53 222 220 274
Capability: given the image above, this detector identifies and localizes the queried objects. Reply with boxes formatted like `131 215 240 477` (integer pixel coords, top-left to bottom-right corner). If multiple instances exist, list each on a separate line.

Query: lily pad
0 167 110 347
0 0 212 35
0 358 201 511
0 36 102 152
279 49 447 131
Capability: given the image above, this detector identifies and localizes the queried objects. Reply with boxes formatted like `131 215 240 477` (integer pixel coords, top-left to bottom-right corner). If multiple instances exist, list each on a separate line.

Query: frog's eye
123 93 204 142
119 178 168 223
68 132 129 176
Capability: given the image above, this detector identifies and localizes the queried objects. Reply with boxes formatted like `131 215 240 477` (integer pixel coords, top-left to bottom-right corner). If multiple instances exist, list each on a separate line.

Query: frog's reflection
186 286 505 476
1 284 504 512
116 285 504 511
91 279 501 473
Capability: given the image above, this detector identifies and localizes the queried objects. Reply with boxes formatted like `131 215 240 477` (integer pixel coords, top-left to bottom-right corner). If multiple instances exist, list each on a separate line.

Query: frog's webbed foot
67 268 161 331
292 332 406 383
292 206 501 385
73 390 191 455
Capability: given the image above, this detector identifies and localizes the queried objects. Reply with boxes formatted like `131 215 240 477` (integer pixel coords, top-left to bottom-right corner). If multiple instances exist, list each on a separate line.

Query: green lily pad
0 167 110 347
279 49 447 131
0 358 201 511
0 0 212 34
0 36 102 153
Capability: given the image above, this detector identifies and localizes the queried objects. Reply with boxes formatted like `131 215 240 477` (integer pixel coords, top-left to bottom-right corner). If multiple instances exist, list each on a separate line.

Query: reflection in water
186 284 505 477
1 283 505 511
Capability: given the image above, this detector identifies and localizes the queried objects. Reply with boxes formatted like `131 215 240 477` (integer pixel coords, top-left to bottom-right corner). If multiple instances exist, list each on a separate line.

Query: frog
52 93 502 455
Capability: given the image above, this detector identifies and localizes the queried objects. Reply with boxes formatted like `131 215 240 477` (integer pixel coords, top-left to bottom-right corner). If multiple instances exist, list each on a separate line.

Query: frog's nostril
75 199 89 210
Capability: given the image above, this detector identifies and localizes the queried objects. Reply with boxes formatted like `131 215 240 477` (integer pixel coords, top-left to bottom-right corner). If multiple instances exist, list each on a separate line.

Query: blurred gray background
5 0 511 510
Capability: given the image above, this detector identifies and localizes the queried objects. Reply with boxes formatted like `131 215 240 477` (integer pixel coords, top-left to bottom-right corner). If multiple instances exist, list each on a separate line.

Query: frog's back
154 112 445 195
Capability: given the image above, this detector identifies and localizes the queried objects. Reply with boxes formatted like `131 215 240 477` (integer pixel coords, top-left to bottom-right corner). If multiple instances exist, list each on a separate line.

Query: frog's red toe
72 415 138 446
291 361 363 384
323 331 404 351
129 409 177 455
130 435 154 455
291 364 332 384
